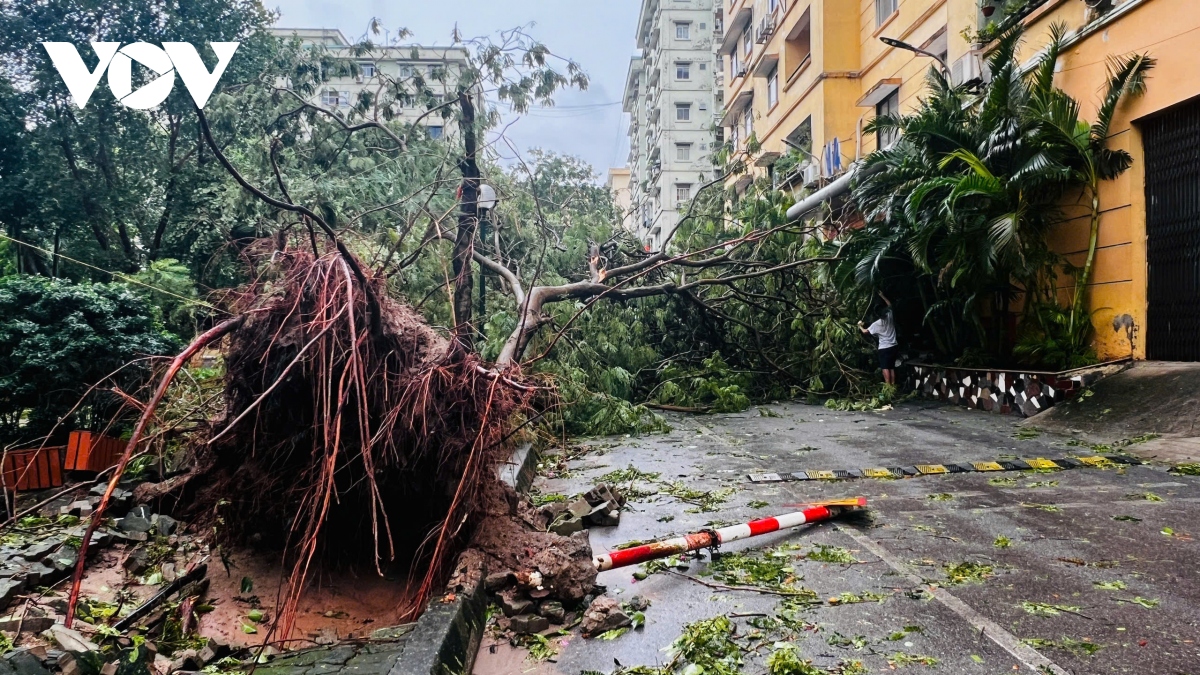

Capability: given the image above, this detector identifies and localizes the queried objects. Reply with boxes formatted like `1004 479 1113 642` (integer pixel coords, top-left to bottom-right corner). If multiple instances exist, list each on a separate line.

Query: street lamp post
476 183 498 331
880 37 952 80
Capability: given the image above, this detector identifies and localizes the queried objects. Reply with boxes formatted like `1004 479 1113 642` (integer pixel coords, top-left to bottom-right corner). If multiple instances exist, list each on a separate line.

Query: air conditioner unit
355 74 364 83
736 67 748 78
950 52 987 87
801 163 820 185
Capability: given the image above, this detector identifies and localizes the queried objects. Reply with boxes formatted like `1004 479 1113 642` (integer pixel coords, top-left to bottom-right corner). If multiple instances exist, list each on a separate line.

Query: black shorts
877 346 899 370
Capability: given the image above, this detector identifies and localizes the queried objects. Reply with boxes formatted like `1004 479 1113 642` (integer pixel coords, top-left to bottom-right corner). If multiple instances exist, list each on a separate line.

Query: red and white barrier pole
593 497 867 572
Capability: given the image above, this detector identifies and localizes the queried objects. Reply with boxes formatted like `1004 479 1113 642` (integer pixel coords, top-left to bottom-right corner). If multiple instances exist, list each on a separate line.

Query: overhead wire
0 232 231 315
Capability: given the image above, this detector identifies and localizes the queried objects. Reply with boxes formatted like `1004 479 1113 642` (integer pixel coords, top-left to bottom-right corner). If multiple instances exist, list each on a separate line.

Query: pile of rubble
470 481 632 638
0 483 139 607
542 483 625 536
0 480 233 675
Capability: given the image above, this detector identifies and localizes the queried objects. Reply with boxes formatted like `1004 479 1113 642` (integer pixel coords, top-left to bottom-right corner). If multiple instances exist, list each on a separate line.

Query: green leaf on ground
926 493 953 501
599 465 662 483
531 492 567 506
994 535 1013 548
1112 515 1141 522
887 652 938 667
1170 463 1200 476
1026 480 1059 488
1020 601 1081 617
806 544 856 564
1093 580 1126 591
1015 427 1042 440
1022 637 1103 656
989 476 1018 486
1021 502 1062 512
1122 596 1160 609
748 500 770 509
1124 492 1163 502
943 561 994 585
598 627 630 641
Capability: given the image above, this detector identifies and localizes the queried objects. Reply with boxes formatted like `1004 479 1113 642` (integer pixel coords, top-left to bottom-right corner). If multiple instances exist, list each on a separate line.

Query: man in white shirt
858 294 898 385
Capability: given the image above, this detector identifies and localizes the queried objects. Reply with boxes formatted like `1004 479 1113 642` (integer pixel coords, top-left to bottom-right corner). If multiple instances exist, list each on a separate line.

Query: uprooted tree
51 17 867 638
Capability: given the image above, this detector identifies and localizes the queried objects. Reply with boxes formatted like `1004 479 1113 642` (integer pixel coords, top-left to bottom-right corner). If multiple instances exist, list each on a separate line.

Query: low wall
905 361 1127 418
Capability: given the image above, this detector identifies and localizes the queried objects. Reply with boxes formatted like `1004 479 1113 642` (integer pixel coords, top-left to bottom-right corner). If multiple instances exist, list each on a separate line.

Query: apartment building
608 168 635 233
270 27 475 140
623 0 722 252
716 0 1200 362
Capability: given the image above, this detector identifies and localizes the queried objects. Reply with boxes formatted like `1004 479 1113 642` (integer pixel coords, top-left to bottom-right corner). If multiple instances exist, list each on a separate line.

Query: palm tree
847 24 1153 366
1026 23 1155 335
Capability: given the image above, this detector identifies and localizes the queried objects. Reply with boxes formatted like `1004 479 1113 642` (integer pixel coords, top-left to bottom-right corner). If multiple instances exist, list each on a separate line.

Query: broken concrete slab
580 596 631 637
43 625 100 653
508 614 549 635
495 589 532 617
537 600 565 624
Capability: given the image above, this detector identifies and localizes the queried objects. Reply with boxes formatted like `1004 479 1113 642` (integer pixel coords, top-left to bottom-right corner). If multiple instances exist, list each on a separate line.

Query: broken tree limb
593 498 867 572
113 564 209 631
66 316 245 627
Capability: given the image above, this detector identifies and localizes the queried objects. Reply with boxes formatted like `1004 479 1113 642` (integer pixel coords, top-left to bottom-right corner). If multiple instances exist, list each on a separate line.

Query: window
785 9 812 81
699 62 707 71
769 0 782 12
730 51 741 77
676 62 691 80
399 64 413 78
876 90 900 148
675 22 691 40
428 125 445 140
675 184 692 204
743 111 753 144
676 103 692 121
700 23 706 30
676 143 692 161
742 28 753 57
767 67 779 108
876 0 897 26
427 65 439 78
320 89 340 106
360 63 376 77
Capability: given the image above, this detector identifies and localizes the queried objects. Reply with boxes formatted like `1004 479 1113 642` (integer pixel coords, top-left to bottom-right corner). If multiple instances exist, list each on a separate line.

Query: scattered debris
1124 492 1164 502
942 561 994 585
1020 601 1084 617
1021 636 1103 656
580 596 631 638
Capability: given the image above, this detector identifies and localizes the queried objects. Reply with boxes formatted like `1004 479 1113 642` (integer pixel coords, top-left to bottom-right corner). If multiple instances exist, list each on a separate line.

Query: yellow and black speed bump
746 454 1143 483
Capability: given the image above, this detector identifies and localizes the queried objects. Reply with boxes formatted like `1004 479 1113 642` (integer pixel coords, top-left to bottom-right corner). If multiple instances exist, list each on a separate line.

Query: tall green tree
848 25 1153 368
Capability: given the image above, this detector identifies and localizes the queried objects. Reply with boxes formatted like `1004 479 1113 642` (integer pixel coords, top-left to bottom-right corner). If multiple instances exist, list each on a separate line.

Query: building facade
716 0 1200 362
608 168 634 233
270 28 474 140
624 0 722 252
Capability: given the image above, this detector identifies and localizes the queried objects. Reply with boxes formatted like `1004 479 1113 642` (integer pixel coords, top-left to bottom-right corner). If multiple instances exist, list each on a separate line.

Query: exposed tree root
83 250 531 638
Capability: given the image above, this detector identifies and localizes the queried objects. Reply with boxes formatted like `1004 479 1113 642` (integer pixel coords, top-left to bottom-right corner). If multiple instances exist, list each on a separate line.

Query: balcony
975 0 1052 41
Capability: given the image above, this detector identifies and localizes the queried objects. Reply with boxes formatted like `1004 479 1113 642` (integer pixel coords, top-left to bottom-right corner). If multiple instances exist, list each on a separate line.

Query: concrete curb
389 443 537 675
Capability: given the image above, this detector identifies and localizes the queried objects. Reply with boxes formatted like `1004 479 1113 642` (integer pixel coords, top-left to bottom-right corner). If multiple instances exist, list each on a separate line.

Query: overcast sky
270 0 640 181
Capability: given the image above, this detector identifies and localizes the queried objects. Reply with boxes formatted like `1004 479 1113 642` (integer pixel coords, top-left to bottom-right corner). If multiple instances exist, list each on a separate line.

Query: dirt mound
470 481 597 603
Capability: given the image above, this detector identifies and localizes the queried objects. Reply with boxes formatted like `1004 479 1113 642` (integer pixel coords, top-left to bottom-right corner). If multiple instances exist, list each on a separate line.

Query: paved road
474 401 1200 675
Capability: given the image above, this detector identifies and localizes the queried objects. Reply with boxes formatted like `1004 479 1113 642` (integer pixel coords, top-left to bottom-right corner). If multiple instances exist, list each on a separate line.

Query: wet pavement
473 400 1200 675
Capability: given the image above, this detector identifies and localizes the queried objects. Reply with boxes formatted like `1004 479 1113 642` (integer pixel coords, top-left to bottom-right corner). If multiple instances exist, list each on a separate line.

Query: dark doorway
1143 96 1200 361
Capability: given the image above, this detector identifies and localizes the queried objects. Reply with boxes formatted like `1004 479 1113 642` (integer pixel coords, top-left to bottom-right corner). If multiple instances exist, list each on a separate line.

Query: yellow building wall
1020 0 1200 360
724 0 1200 362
